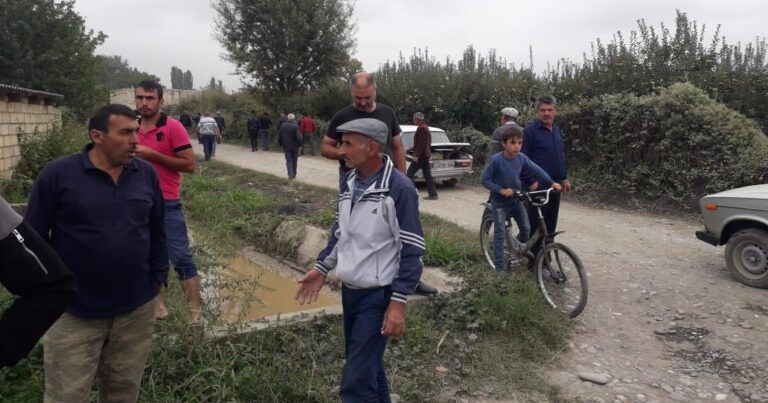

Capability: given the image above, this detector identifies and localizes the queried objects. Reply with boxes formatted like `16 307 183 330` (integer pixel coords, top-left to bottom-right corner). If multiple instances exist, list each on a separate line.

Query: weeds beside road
0 159 571 402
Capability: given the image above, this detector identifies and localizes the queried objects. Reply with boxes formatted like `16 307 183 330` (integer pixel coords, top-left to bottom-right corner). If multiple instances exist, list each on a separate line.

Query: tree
95 55 160 90
213 0 356 103
182 70 194 90
0 0 106 116
171 66 183 89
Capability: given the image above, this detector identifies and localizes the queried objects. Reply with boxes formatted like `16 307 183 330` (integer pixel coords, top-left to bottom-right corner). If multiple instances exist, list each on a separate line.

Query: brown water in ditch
219 256 339 321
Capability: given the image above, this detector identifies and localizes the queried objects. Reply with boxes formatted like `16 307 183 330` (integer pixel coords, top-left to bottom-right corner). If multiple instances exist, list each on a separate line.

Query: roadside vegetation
1 159 572 402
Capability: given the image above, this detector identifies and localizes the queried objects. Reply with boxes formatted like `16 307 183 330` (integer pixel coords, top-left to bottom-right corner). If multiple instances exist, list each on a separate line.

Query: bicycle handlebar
516 187 557 206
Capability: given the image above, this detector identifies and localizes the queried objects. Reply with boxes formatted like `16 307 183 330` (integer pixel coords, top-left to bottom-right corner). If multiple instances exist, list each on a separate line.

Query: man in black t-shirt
320 72 437 296
321 72 407 188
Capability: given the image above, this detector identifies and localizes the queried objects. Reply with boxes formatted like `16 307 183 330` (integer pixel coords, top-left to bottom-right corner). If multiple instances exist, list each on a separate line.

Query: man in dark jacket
178 111 192 132
257 112 272 151
406 112 438 200
278 113 302 179
0 197 74 368
247 110 260 151
26 104 168 402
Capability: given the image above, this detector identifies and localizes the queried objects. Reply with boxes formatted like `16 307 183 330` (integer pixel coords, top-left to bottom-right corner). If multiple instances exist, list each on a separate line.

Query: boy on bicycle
481 126 561 272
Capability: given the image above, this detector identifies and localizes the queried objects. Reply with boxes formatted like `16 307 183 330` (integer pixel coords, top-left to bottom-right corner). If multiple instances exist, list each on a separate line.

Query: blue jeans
492 201 530 271
164 200 198 280
284 149 298 178
260 129 269 150
200 135 216 161
340 286 391 403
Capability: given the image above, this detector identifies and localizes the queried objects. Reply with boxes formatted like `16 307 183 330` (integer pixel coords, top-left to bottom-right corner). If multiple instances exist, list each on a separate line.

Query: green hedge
559 82 768 209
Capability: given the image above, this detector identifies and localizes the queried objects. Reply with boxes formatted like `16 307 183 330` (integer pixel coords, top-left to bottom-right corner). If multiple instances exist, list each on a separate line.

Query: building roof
0 83 64 99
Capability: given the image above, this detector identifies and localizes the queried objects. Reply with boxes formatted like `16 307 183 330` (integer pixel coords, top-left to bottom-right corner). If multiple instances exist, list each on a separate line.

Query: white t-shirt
198 117 218 135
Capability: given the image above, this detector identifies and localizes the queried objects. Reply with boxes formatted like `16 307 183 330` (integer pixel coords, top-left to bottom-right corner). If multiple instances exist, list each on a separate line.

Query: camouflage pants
43 298 156 403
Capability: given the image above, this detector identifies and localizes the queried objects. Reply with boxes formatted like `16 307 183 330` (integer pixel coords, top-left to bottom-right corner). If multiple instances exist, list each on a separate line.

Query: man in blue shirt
26 104 168 403
522 95 573 239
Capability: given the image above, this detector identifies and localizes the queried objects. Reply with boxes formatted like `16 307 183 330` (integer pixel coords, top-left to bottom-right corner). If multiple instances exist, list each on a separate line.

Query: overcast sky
72 0 768 92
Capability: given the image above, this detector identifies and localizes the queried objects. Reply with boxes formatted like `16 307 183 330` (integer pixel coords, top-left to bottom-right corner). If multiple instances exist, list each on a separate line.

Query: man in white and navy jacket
296 118 425 402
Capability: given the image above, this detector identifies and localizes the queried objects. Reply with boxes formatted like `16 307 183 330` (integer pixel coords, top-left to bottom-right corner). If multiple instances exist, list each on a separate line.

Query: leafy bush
451 127 492 167
560 82 768 209
4 115 86 201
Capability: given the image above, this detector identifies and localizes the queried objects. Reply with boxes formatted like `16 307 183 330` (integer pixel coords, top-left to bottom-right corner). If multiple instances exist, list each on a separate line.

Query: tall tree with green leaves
95 55 160 90
213 0 356 104
0 0 106 116
182 70 194 90
171 66 183 89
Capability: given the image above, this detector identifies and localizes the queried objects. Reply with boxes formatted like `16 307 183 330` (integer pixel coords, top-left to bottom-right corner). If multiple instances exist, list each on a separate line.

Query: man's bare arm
136 146 196 173
320 135 342 160
391 134 407 173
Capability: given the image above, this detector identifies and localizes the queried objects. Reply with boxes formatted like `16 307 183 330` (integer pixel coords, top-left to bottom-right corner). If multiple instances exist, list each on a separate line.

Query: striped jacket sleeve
389 181 425 303
314 221 339 276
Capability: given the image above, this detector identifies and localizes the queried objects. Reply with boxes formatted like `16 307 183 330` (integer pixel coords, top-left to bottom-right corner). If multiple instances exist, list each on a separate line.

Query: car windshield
400 130 450 150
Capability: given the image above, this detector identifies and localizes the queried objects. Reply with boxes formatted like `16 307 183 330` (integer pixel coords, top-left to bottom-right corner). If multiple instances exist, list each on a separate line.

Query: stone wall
0 91 61 178
110 87 198 108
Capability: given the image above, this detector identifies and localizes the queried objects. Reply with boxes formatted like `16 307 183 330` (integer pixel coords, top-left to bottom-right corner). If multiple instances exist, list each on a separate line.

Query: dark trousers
527 190 561 254
248 130 259 151
283 149 298 178
406 157 437 197
260 129 269 150
340 286 391 403
201 135 216 161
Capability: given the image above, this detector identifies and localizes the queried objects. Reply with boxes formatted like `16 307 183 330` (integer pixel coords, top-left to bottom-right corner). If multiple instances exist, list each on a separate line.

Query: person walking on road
198 112 221 161
406 112 438 200
247 110 261 151
258 112 272 151
278 113 302 179
299 113 316 155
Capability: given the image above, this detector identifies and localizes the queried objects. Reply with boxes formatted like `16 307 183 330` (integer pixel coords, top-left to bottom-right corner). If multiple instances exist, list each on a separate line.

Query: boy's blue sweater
481 152 554 205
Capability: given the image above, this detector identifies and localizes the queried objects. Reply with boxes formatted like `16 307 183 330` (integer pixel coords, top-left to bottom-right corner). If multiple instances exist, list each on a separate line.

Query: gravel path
197 143 768 403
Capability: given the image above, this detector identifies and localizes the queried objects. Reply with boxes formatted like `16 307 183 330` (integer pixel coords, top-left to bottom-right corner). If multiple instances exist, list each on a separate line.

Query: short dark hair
136 79 164 99
88 104 137 133
500 126 523 144
534 94 557 111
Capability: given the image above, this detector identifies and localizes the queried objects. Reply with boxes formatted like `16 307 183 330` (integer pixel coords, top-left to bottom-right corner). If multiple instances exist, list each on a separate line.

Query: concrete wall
0 93 61 178
110 87 198 108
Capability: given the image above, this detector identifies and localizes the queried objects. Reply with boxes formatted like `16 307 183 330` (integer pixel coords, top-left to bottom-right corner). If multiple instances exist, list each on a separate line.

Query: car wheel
442 178 458 187
725 228 768 289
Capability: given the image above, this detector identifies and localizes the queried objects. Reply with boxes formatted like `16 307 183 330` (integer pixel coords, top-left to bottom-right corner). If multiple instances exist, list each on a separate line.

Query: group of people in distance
0 69 571 402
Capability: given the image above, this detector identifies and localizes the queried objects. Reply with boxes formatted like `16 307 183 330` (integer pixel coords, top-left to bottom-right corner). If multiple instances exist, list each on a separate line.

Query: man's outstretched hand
295 269 325 305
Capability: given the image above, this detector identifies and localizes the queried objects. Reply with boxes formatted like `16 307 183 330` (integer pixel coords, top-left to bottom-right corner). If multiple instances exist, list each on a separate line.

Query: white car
695 184 768 288
399 125 473 186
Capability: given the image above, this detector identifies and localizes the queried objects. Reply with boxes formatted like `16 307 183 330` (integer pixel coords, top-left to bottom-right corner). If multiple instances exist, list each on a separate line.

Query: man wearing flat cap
296 118 425 402
489 107 522 156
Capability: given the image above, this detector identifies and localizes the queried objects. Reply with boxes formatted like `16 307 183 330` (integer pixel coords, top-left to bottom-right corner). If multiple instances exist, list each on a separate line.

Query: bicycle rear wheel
536 243 588 318
479 208 519 270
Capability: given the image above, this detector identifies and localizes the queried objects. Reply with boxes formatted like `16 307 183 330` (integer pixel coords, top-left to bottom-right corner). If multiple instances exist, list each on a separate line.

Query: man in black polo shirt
26 104 168 403
320 72 437 295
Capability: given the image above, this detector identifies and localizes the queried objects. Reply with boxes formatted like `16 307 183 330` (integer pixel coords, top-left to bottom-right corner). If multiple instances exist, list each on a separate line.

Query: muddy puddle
217 255 339 322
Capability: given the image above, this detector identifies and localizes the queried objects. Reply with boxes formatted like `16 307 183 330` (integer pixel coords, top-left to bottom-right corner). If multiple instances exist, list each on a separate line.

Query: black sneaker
415 281 438 295
424 195 439 200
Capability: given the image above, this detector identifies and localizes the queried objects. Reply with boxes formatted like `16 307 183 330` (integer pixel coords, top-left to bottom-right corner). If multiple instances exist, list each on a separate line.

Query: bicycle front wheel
536 243 588 318
480 208 519 270
479 209 496 269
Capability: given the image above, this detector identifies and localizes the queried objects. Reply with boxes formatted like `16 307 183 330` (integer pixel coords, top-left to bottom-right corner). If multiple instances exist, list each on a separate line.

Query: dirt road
197 143 768 403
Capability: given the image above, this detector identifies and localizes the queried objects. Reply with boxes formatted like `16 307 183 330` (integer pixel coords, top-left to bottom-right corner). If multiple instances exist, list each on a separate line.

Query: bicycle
479 188 588 318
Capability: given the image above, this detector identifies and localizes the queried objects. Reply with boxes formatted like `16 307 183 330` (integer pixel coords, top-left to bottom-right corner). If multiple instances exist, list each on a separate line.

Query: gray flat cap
336 118 388 144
